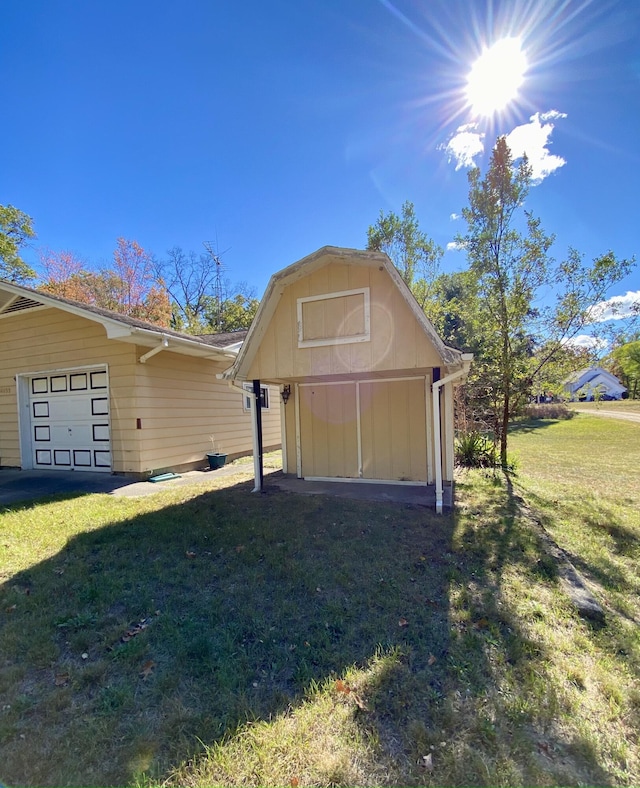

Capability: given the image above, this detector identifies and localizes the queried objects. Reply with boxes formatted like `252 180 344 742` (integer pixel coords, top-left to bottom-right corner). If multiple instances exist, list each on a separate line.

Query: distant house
563 366 627 401
224 246 472 513
0 280 280 477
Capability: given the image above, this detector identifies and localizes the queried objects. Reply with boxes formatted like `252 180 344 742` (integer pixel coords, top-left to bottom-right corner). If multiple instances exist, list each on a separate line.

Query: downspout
432 354 473 514
227 380 262 492
139 336 169 363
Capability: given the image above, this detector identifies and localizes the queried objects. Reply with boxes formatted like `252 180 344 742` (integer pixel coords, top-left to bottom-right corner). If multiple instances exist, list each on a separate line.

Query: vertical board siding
299 383 358 478
247 259 442 381
359 379 428 482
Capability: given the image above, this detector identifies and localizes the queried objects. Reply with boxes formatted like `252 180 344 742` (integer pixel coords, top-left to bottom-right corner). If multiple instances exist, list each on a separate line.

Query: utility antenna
203 240 227 332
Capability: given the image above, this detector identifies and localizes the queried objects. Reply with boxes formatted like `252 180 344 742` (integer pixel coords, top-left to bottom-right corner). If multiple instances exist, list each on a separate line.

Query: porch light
281 384 291 405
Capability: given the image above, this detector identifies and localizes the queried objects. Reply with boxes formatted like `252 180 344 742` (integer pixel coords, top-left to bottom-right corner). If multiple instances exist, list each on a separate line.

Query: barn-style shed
0 280 280 478
224 247 472 512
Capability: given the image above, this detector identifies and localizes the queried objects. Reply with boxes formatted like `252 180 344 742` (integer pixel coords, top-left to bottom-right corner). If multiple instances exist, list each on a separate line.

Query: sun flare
466 37 527 116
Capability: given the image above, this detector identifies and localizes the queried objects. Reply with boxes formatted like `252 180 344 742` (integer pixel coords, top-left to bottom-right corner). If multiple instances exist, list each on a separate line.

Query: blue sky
1 0 639 343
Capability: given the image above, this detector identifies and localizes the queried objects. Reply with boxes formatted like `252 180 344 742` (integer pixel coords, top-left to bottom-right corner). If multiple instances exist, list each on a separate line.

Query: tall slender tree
458 136 634 463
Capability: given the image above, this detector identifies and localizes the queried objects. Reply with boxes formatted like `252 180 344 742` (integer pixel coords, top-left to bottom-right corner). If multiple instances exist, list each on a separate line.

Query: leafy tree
208 292 259 333
610 339 640 398
366 200 442 301
457 136 634 464
40 239 171 327
0 204 36 282
39 249 91 300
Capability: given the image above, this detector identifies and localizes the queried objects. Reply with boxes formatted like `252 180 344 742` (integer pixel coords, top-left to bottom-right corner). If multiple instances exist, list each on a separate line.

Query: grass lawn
1 417 640 787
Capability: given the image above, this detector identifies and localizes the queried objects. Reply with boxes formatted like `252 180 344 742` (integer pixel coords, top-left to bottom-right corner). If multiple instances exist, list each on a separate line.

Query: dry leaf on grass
421 753 434 771
185 550 196 559
290 779 300 787
139 660 155 679
428 653 437 665
398 617 409 627
54 673 69 687
335 679 351 694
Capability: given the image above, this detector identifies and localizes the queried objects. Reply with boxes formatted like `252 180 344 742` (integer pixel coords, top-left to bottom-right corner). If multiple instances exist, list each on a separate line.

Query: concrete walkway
0 465 447 509
0 463 256 507
268 474 450 508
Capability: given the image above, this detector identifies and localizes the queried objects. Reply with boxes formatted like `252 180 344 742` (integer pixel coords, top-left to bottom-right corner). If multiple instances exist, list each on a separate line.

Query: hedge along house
223 247 472 513
0 280 280 478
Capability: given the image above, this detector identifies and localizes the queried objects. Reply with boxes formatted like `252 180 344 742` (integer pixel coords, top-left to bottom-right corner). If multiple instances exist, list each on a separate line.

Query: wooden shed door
298 383 358 478
359 379 428 482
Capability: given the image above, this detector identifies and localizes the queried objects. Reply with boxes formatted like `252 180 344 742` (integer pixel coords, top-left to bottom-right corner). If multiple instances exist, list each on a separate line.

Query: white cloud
505 110 567 182
446 241 465 252
450 212 461 220
440 124 484 170
563 334 609 351
586 290 640 323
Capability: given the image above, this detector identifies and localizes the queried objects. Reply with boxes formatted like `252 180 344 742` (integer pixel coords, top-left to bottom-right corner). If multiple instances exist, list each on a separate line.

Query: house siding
133 350 280 473
0 308 138 471
0 308 280 475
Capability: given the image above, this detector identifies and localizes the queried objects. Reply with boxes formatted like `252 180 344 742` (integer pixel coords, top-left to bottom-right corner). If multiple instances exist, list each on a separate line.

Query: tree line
0 209 258 335
2 135 637 463
367 136 637 463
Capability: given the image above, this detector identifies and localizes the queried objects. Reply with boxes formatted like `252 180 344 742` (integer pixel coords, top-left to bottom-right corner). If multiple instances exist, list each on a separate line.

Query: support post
253 379 264 491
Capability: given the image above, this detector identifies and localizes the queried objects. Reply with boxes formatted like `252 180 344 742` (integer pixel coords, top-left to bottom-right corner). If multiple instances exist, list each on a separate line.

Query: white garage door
29 368 111 472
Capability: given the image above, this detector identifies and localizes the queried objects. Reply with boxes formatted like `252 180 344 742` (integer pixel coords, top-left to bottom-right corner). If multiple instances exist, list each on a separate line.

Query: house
223 246 472 513
0 280 280 477
563 366 627 401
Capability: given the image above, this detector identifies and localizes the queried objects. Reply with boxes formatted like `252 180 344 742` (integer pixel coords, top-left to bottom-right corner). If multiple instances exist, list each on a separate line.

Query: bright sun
466 37 527 116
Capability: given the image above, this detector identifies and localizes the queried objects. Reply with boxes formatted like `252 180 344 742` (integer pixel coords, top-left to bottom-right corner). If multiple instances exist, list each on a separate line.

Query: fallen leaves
139 660 155 680
398 617 409 627
334 679 368 710
120 616 155 643
54 672 69 687
428 653 437 666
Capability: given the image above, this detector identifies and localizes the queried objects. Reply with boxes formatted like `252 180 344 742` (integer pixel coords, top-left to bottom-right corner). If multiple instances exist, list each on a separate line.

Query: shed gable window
297 288 370 348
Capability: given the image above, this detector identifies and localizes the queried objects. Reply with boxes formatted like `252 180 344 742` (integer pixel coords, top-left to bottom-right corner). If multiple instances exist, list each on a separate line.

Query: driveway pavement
0 466 444 508
0 465 253 507
574 408 640 424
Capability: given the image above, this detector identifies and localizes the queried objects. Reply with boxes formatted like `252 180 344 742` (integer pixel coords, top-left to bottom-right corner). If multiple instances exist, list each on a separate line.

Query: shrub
455 431 498 468
522 403 574 420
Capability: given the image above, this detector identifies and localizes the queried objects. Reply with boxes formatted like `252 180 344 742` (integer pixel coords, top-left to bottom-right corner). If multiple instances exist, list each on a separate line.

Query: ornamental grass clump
455 431 498 468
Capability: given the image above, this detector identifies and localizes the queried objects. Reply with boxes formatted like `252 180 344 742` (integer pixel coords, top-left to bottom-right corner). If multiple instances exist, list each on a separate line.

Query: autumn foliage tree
40 239 171 327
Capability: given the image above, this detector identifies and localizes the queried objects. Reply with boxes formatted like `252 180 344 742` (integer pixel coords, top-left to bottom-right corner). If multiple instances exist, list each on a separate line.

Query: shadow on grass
509 417 574 435
0 474 621 787
1 478 457 786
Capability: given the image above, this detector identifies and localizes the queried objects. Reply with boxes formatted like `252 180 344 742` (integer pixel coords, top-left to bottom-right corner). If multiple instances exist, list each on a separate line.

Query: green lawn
1 416 639 787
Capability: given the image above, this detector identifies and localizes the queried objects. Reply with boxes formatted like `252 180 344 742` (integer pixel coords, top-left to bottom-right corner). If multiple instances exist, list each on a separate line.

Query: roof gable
225 246 463 381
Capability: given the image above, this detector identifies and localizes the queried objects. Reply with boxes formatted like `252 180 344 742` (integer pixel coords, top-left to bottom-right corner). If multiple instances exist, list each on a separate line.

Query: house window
243 383 270 412
297 288 370 348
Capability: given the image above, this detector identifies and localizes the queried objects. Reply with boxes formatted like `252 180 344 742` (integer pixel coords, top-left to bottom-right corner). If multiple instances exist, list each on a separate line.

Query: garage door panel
28 369 111 472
